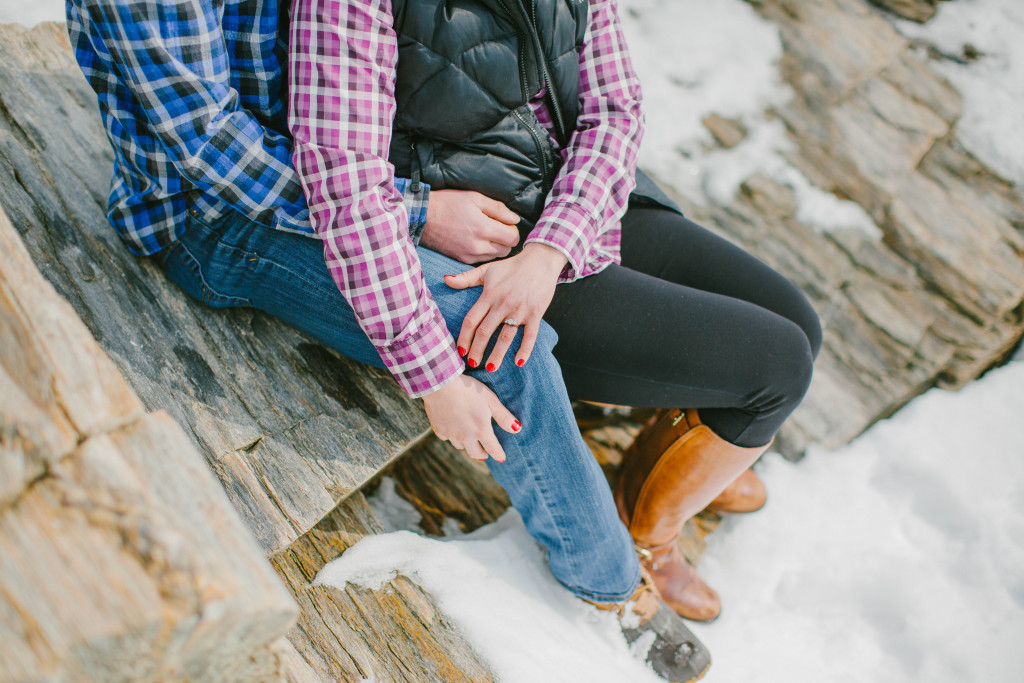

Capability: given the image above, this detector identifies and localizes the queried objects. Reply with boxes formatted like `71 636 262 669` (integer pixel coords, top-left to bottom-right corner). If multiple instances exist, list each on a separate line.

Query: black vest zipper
495 0 569 145
409 140 423 193
526 0 569 146
513 107 554 195
496 0 567 193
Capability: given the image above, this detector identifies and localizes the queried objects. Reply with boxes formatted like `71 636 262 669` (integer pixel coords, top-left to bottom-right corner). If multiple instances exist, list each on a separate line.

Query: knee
533 319 559 356
749 318 816 417
799 302 823 360
788 285 823 360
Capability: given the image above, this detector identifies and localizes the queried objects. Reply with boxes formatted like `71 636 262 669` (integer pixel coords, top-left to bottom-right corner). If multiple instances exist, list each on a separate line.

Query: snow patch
320 361 1024 683
628 629 657 661
894 0 1024 192
366 477 424 533
692 360 1024 682
315 510 664 682
621 0 883 238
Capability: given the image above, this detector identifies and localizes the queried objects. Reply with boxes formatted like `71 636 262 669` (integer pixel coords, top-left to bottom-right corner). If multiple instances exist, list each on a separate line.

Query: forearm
289 0 461 397
525 0 643 281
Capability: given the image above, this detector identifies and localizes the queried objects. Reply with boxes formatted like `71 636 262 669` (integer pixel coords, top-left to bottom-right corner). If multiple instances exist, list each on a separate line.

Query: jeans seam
188 215 327 294
173 238 252 307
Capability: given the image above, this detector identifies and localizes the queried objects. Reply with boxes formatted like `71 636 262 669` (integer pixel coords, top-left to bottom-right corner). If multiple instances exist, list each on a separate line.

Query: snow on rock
366 477 426 534
315 508 665 683
893 0 1024 191
620 0 882 237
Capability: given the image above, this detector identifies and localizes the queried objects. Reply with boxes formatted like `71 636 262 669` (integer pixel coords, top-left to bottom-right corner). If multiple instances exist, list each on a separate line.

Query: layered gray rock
0 22 429 556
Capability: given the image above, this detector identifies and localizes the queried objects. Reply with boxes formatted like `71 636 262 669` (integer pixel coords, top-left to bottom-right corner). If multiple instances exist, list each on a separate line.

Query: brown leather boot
708 468 767 514
615 409 770 621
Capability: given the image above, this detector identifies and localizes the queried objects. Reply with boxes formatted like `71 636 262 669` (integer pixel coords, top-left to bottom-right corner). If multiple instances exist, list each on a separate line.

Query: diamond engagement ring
503 318 521 327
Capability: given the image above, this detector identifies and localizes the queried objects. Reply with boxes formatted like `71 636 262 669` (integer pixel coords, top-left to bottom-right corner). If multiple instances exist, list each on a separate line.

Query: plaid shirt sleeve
71 0 306 227
288 0 463 398
524 0 644 282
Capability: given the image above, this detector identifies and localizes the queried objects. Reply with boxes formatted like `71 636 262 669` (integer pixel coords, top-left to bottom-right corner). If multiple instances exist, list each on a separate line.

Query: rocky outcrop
658 0 1024 453
270 483 497 683
0 21 429 556
0 22 488 683
0 206 299 682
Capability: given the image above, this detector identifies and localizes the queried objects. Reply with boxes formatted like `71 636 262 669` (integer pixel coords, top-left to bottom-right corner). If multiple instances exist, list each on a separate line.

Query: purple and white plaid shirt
288 0 644 397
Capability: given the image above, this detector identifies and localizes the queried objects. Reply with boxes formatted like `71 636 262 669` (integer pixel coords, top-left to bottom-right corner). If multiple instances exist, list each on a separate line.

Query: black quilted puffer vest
388 0 587 227
387 0 681 230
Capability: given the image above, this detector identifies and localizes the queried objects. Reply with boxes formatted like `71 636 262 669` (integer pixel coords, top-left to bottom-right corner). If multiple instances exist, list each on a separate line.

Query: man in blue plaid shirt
65 0 327 255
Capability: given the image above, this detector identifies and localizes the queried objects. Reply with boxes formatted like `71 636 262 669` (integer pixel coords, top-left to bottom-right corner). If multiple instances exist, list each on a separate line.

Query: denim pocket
158 214 253 309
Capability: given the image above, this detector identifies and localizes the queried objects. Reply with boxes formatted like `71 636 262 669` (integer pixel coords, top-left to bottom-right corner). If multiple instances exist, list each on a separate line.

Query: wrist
522 242 569 274
420 367 463 404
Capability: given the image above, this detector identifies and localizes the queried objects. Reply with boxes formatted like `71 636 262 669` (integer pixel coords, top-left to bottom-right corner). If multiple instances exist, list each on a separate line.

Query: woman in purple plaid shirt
69 0 819 676
288 0 819 675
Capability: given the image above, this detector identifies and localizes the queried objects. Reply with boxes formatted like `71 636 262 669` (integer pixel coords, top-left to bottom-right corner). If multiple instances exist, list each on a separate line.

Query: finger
472 239 510 262
486 221 521 249
464 440 489 462
457 298 491 366
514 319 540 368
487 241 513 259
468 310 505 370
480 433 507 463
444 265 486 290
480 198 521 225
490 394 521 435
485 320 520 372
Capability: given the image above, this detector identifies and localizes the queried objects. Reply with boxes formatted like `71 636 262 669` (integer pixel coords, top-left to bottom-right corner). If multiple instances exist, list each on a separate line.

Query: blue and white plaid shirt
66 0 427 256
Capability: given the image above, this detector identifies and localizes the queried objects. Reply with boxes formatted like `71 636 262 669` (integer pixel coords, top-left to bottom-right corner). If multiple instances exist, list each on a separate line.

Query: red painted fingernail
444 274 455 278
467 358 478 368
511 420 521 432
486 362 496 372
458 346 467 357
516 358 525 367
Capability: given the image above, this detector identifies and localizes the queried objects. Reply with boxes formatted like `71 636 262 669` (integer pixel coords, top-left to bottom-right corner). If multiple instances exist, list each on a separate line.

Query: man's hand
422 374 521 462
443 242 568 372
420 189 521 264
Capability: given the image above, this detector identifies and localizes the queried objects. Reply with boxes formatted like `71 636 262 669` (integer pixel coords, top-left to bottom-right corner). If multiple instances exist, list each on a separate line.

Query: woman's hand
422 374 521 462
420 189 521 264
444 242 568 371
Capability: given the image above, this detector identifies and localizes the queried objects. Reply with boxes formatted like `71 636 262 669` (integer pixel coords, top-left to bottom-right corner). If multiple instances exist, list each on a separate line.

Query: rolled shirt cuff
377 303 464 398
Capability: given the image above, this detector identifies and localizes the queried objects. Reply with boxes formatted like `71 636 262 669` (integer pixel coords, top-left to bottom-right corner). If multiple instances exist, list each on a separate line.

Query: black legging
543 204 822 448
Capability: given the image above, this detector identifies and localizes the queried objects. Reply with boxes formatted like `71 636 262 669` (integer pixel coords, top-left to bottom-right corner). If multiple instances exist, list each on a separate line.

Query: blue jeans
159 208 640 603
